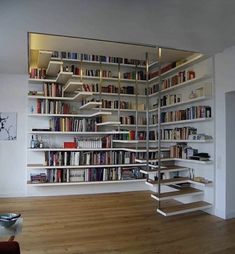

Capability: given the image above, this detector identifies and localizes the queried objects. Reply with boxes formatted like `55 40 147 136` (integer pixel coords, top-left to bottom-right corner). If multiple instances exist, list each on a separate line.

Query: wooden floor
0 191 235 254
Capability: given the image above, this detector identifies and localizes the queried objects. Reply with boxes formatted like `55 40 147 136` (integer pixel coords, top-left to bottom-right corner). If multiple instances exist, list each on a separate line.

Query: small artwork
0 112 17 140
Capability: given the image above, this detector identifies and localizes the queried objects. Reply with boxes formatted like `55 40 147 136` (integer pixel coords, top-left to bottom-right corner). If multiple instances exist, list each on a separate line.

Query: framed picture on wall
0 112 17 140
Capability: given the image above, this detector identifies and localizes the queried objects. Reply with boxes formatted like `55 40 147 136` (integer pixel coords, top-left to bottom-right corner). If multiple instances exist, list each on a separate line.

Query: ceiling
1 0 235 74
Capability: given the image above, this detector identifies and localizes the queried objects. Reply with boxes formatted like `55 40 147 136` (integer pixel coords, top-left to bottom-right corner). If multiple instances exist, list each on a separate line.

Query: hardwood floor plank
0 191 235 254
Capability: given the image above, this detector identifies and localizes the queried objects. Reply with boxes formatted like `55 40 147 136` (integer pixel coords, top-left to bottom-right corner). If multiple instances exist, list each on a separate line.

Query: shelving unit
28 33 214 217
28 38 152 190
142 48 214 216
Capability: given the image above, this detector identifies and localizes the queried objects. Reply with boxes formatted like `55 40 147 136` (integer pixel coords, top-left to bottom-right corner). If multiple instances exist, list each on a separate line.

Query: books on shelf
160 105 211 123
29 167 144 184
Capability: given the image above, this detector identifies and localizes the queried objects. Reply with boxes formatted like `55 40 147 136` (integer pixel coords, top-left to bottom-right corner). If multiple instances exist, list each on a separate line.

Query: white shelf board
46 61 63 76
135 158 173 163
161 139 213 143
161 96 211 110
161 117 212 126
27 163 146 169
27 179 146 187
147 158 213 165
73 75 100 80
28 95 72 101
149 108 158 113
73 92 93 101
56 72 73 84
80 101 102 110
161 54 205 78
28 148 121 152
149 76 159 83
37 51 52 68
28 131 129 135
63 80 83 93
28 111 112 118
53 57 146 69
96 121 121 126
112 140 139 144
140 166 188 174
28 78 57 83
149 91 159 97
28 91 93 101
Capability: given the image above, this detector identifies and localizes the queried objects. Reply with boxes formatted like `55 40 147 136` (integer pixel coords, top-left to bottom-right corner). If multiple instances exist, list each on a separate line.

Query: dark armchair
0 241 20 254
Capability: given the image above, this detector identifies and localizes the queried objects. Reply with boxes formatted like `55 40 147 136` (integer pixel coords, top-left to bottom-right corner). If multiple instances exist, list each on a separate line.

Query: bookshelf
28 44 151 188
28 33 214 216
143 48 214 216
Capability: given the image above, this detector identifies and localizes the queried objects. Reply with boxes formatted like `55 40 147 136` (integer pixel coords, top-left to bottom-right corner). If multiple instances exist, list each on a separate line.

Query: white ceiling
1 0 235 74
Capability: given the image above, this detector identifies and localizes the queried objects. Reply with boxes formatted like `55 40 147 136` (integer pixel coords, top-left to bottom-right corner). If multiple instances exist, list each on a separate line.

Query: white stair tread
151 187 203 201
157 201 212 216
140 165 188 174
147 177 190 186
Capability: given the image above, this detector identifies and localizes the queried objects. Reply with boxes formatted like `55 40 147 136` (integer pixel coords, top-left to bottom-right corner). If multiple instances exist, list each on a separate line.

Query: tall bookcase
27 33 214 216
140 49 214 216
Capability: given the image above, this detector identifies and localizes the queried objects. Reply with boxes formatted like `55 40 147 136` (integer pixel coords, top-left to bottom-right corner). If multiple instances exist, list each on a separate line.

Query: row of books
82 83 99 92
52 51 146 66
161 127 197 140
36 99 70 114
161 70 196 90
45 151 137 166
148 59 189 80
30 167 143 183
101 85 119 94
74 136 112 149
160 106 212 123
123 71 146 80
145 83 159 95
49 118 97 132
114 130 157 141
43 83 62 97
161 94 182 107
170 144 197 159
29 68 46 79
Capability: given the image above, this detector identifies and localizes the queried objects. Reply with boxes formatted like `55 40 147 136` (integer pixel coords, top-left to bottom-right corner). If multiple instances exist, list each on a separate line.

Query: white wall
2 0 235 75
214 46 235 219
0 74 27 197
225 91 235 218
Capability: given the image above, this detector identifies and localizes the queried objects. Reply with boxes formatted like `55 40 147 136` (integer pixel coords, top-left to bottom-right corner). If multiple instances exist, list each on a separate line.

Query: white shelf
28 131 129 135
149 91 159 97
37 50 52 68
28 78 57 83
112 140 139 144
28 148 121 152
28 111 112 118
56 71 73 84
140 166 188 174
173 158 213 164
161 75 210 94
28 91 93 101
27 163 146 169
52 57 146 69
27 179 146 187
161 139 213 143
63 80 83 93
161 117 212 126
120 78 146 83
161 54 204 78
80 101 102 110
96 121 121 126
136 158 174 163
147 158 213 164
46 61 63 76
73 75 100 80
161 96 211 110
